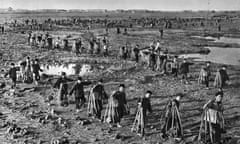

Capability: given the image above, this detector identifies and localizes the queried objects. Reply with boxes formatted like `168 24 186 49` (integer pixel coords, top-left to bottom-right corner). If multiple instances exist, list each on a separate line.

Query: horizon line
1 8 240 12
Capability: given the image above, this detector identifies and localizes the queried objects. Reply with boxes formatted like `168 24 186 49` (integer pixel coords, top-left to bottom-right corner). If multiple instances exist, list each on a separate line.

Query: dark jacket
149 53 156 63
92 84 107 100
53 77 73 89
112 91 128 118
206 65 211 77
113 91 127 107
32 63 42 74
138 97 152 116
69 81 91 98
133 47 140 55
219 69 229 82
180 62 192 74
5 67 18 79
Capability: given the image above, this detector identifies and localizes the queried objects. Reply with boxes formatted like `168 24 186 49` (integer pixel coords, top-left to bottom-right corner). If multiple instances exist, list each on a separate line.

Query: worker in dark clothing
31 59 43 85
133 45 140 63
124 27 128 34
90 79 107 119
27 32 32 45
111 84 128 128
53 72 73 107
1 25 4 34
89 38 94 54
5 63 18 88
136 91 153 136
47 37 53 49
219 66 229 88
171 56 179 77
205 62 211 89
117 27 121 34
37 34 42 45
77 38 82 54
149 50 156 71
159 28 163 38
161 51 168 74
69 77 92 112
102 37 107 45
180 59 193 84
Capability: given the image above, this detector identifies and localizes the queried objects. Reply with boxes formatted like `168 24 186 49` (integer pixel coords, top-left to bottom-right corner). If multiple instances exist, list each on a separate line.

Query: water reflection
192 36 240 45
179 47 240 66
41 63 95 76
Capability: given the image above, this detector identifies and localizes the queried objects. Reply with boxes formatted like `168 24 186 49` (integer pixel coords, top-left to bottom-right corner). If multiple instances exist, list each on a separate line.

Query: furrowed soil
0 13 240 144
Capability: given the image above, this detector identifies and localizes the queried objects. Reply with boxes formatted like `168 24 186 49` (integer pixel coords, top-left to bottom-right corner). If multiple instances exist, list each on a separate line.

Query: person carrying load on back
104 84 129 128
87 79 107 119
199 92 225 144
132 91 152 137
161 94 183 140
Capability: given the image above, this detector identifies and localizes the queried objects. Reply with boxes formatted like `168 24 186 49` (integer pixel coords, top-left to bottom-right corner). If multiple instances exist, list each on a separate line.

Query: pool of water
40 63 95 76
192 36 240 45
182 36 240 65
179 47 240 66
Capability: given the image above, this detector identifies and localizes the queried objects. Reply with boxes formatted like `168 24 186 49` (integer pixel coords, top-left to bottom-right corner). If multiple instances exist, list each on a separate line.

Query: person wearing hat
89 79 108 119
69 76 92 112
53 72 73 106
136 90 153 136
203 93 225 144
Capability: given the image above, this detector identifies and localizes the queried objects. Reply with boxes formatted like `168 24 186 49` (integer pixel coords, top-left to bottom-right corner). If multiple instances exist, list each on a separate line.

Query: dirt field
0 11 239 144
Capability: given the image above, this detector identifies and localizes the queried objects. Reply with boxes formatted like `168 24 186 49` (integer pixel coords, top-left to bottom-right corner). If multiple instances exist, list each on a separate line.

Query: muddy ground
0 15 240 144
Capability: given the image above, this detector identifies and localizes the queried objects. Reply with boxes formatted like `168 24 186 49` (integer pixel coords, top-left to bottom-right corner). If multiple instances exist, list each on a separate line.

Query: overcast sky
0 0 240 11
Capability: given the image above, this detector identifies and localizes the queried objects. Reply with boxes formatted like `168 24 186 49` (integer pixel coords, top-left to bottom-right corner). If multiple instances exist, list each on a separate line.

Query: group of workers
1 23 231 144
49 68 226 144
4 57 42 87
27 31 110 57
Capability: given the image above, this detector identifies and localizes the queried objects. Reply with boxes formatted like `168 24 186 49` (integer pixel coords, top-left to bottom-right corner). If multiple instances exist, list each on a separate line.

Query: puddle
40 63 96 76
192 36 240 45
182 36 240 65
179 47 240 66
214 37 240 45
